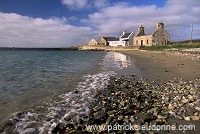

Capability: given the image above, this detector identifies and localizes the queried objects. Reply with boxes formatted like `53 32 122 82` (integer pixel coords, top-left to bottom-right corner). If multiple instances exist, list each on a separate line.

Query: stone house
98 36 118 46
109 31 135 47
134 22 170 46
88 39 97 46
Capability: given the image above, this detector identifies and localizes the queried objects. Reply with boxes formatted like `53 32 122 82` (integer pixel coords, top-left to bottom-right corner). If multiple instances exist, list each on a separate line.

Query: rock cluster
52 75 199 133
164 48 200 61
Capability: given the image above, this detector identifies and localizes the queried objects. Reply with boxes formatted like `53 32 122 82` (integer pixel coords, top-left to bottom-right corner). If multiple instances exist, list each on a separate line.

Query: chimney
123 31 126 35
156 21 164 30
138 25 144 33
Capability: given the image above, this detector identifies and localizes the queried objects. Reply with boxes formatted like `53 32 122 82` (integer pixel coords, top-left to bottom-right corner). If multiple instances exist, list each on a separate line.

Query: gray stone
106 116 112 125
21 128 36 134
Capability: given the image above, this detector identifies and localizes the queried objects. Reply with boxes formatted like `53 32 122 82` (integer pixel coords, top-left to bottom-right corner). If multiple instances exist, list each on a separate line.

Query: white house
108 31 135 47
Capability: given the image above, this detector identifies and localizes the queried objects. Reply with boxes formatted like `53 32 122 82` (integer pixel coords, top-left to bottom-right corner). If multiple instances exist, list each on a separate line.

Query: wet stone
20 128 36 134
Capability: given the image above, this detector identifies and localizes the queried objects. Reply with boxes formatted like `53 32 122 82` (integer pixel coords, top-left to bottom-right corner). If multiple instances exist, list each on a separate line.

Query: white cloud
61 0 89 10
82 0 200 41
1 0 200 48
0 12 92 47
68 16 78 21
61 0 110 10
93 0 110 8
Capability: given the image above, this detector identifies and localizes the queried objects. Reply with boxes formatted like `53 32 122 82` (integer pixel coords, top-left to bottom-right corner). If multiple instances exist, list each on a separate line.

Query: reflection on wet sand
113 52 131 68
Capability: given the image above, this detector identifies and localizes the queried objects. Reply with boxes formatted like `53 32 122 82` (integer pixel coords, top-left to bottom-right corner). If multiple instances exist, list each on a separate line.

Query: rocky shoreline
157 48 200 62
51 75 199 133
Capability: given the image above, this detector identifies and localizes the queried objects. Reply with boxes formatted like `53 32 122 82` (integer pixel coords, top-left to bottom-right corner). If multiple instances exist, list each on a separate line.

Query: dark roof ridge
121 32 132 38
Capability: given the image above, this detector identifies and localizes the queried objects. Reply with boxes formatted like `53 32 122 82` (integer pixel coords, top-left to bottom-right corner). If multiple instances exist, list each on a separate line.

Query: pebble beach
52 49 200 133
54 75 199 134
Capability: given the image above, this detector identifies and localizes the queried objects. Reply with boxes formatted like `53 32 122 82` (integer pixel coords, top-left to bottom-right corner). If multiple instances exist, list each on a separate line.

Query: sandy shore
121 50 200 83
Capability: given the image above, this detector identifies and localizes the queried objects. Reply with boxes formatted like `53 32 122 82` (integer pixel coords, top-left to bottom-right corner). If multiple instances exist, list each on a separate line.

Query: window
147 40 148 44
136 40 138 44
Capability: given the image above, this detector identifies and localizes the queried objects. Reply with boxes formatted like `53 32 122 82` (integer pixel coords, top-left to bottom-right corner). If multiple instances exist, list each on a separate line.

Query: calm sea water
0 50 141 133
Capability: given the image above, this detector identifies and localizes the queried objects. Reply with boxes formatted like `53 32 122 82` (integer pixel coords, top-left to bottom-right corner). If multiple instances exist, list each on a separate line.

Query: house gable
152 22 170 45
88 39 97 46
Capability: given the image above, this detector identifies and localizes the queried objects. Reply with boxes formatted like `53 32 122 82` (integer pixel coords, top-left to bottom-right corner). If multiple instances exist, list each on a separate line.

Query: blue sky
0 0 199 47
0 0 165 18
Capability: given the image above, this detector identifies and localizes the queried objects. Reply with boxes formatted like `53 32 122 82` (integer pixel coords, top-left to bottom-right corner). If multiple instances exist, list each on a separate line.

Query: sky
0 0 200 48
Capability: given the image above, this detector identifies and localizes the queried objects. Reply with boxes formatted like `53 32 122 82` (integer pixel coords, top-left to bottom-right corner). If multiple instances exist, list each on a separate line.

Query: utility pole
190 24 193 44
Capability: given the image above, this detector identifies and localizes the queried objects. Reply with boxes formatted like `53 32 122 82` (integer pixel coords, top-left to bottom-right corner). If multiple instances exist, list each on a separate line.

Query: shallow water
0 50 141 133
0 50 105 123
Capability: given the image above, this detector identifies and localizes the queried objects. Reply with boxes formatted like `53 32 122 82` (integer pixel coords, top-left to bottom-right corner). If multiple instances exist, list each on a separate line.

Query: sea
0 50 141 133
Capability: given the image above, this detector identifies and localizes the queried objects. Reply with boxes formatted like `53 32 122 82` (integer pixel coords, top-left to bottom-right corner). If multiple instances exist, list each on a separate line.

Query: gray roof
121 33 131 38
103 37 119 41
135 31 146 36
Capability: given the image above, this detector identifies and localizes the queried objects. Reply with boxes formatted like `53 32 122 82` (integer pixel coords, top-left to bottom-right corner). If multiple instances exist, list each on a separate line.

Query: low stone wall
78 45 139 51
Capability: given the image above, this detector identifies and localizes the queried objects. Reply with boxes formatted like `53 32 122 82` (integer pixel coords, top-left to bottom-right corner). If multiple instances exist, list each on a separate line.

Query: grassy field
140 42 200 51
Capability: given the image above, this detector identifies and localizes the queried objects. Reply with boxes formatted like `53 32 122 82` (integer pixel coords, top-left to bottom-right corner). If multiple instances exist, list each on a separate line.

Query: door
141 40 143 46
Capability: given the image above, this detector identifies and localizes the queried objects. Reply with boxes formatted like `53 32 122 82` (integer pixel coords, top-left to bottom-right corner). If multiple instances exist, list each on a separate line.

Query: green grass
140 43 200 51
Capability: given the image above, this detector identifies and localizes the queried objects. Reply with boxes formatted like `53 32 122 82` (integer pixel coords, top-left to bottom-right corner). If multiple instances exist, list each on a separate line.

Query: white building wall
108 41 126 47
108 32 135 47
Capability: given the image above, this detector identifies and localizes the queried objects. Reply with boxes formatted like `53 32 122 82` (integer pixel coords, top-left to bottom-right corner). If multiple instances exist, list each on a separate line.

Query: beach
0 49 199 134
122 49 200 83
49 49 200 134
